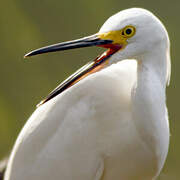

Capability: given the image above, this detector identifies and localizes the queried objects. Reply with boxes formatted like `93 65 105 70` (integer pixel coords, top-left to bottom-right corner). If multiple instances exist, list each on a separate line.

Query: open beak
25 33 123 106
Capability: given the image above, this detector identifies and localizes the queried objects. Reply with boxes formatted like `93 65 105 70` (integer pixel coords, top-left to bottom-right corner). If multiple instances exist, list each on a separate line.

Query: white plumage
5 8 171 180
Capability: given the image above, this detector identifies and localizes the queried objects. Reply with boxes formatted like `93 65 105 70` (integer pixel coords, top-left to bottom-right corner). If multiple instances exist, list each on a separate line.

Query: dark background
0 0 179 179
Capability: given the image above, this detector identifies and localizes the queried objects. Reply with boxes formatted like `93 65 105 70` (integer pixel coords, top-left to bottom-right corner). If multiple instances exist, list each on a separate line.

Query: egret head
97 8 169 63
25 8 169 65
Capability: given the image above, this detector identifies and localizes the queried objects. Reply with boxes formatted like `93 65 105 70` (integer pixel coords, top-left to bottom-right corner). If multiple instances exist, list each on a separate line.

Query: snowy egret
5 8 171 180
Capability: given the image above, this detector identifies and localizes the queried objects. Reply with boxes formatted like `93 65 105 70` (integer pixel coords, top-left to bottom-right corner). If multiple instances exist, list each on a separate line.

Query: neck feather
138 43 170 88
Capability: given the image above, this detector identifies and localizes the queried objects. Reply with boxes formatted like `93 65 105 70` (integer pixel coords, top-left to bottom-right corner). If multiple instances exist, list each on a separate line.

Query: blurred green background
0 0 179 179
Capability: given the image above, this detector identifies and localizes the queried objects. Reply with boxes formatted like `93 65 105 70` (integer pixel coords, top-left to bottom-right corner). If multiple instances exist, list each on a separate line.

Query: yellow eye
122 26 136 37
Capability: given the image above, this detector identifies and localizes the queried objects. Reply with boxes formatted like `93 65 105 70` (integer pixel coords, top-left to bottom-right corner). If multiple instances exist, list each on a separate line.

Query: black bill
24 34 113 57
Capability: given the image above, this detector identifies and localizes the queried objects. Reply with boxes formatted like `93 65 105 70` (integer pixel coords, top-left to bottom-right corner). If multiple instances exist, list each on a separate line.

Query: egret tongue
95 44 122 63
97 43 122 50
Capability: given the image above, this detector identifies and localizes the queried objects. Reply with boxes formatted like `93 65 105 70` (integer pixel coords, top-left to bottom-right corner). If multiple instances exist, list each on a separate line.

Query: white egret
5 8 171 180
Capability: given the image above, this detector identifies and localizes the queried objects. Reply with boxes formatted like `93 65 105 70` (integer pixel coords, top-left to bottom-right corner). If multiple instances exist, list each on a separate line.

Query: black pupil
125 28 132 35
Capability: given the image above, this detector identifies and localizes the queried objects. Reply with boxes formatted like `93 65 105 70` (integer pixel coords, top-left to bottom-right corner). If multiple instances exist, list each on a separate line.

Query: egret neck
130 42 170 174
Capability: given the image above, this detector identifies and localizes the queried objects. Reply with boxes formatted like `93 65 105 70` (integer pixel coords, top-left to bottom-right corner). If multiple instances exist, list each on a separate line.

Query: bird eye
122 26 136 37
125 28 132 35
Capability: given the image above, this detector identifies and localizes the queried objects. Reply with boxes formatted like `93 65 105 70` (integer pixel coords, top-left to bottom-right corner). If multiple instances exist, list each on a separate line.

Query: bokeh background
0 0 179 179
